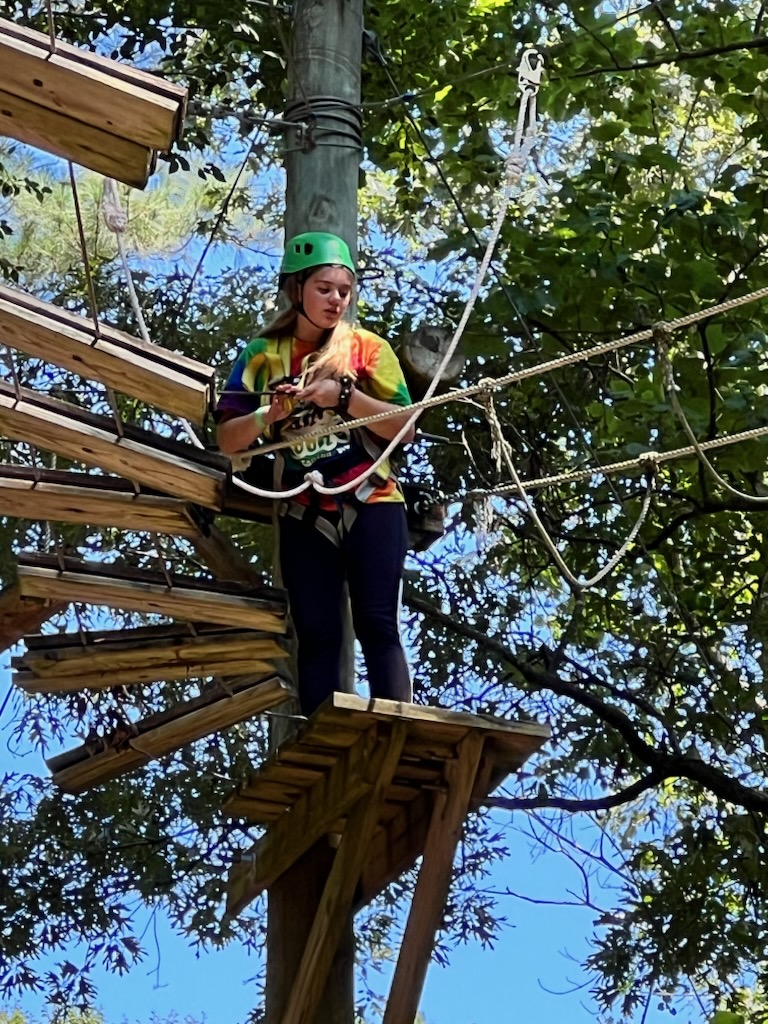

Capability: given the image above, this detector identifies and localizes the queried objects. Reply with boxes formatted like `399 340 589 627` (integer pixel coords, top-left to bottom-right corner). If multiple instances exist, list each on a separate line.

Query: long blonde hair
261 271 357 382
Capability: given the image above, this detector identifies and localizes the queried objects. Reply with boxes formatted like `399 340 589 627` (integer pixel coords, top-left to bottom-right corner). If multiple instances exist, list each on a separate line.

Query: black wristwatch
336 375 354 414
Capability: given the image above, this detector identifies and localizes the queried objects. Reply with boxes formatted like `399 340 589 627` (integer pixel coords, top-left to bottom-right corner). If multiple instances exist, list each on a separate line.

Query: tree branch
484 772 663 814
405 590 768 812
564 35 768 79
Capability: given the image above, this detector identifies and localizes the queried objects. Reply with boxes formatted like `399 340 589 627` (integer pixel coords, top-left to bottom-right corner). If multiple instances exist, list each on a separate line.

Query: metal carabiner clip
518 48 544 94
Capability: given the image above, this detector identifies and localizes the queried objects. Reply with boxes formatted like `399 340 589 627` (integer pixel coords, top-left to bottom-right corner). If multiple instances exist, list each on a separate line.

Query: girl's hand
297 378 341 410
264 383 299 424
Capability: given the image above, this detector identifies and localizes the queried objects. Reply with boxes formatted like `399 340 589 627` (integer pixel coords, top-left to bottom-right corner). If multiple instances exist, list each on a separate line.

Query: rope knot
652 321 672 348
101 179 128 234
305 469 325 489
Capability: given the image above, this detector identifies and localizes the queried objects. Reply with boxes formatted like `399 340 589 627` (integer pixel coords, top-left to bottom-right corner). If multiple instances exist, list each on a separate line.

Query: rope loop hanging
655 321 768 506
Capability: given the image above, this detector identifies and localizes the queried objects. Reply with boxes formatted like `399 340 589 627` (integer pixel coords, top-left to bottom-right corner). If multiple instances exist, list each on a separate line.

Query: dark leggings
279 502 412 716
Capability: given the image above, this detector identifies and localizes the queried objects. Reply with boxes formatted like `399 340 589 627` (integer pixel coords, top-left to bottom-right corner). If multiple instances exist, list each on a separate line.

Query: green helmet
280 231 356 283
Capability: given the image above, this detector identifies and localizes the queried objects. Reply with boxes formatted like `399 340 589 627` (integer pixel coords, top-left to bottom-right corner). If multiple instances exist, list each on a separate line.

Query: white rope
101 179 207 452
230 47 545 502
655 324 768 505
481 393 655 591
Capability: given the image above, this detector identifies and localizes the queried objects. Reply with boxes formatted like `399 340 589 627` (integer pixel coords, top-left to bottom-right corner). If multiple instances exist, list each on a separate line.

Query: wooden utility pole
266 1 364 1021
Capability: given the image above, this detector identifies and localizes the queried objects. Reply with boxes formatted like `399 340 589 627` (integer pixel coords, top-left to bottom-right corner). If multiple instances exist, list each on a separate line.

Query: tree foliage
3 0 768 1021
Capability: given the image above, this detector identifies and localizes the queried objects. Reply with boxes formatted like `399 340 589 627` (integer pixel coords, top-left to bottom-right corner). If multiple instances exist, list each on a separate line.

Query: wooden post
383 731 486 1024
267 1 364 1020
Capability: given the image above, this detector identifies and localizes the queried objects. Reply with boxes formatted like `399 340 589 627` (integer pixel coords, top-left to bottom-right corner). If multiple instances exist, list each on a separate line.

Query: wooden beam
280 723 407 1024
48 674 292 794
0 16 186 187
0 382 228 508
0 466 200 537
226 726 379 915
14 625 287 692
382 732 486 1024
0 86 154 188
0 583 65 653
0 286 213 424
16 555 288 633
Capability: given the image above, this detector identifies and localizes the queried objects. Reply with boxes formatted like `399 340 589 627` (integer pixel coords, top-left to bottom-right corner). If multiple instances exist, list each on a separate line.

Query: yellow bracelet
254 407 268 429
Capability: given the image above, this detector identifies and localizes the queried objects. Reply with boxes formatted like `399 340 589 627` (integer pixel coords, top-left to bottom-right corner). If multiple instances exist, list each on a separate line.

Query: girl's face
299 265 354 331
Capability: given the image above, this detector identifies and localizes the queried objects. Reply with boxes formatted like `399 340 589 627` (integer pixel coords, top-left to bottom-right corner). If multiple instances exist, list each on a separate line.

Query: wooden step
16 553 289 633
0 382 228 508
14 622 289 693
0 285 214 424
47 674 292 794
0 16 186 187
0 466 201 537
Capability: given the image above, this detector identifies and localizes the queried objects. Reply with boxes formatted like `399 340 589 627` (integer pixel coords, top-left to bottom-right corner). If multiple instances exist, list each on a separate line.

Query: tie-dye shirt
214 328 412 506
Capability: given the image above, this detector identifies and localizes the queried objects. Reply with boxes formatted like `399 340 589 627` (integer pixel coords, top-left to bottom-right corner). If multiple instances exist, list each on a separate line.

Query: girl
215 231 415 716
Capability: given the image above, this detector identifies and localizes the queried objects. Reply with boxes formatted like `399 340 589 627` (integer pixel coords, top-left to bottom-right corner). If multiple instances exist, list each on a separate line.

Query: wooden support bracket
280 722 408 1024
227 724 380 915
382 731 486 1024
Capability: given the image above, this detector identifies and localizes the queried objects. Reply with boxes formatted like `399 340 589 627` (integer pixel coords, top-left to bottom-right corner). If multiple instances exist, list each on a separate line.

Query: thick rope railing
463 424 768 499
248 281 768 460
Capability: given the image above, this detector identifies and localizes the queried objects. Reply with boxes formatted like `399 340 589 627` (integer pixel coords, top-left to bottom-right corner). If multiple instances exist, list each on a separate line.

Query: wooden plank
0 16 186 149
15 627 286 687
227 796 286 823
280 724 407 1024
0 469 199 537
14 658 276 694
0 383 228 508
383 732 485 1024
0 287 213 382
0 86 155 189
49 675 291 794
16 561 288 634
50 675 290 794
0 286 213 424
321 693 550 764
226 727 378 915
0 583 65 653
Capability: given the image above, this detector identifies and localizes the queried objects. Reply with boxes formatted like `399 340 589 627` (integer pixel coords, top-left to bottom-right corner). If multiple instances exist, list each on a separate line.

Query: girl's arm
217 386 297 454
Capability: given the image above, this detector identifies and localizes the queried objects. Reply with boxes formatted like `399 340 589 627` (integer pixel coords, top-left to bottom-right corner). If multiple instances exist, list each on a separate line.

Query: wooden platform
226 694 548 911
16 553 289 633
12 621 289 693
0 16 186 187
47 673 292 794
0 286 214 424
226 695 548 1024
0 382 229 508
